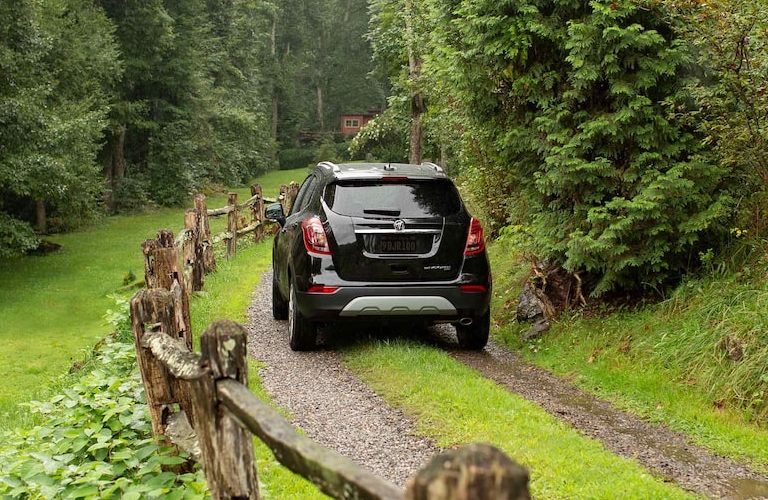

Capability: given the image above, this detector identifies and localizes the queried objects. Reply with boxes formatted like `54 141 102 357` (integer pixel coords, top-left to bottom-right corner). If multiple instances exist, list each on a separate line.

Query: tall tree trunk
405 0 424 164
271 15 278 140
105 125 126 212
316 84 325 131
35 199 46 234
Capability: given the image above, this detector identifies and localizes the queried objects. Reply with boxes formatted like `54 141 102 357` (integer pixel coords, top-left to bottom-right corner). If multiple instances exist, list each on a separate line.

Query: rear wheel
272 272 288 320
456 311 490 350
288 283 317 351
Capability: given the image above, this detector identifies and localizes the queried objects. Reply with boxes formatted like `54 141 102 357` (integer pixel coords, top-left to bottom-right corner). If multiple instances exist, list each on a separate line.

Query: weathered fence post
192 320 259 499
194 194 216 274
406 444 530 500
141 230 192 349
227 192 238 258
250 184 264 242
183 209 205 292
130 289 183 438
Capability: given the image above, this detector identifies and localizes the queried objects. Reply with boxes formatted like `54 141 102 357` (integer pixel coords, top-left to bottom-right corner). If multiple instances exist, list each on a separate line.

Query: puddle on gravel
539 382 701 466
729 478 768 499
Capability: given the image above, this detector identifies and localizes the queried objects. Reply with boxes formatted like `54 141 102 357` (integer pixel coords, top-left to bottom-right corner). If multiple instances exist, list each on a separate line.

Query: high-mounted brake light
378 176 409 182
307 285 339 294
464 217 485 256
301 217 331 255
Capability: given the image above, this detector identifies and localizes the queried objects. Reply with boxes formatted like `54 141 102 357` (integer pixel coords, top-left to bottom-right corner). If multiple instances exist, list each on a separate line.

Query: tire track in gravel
425 325 768 499
245 272 439 487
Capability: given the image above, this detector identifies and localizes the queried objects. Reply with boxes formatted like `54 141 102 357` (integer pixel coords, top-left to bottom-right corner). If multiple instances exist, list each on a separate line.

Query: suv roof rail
422 161 443 173
318 161 341 173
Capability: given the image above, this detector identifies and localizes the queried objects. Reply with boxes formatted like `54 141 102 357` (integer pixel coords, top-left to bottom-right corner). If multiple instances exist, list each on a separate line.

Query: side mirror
265 203 286 227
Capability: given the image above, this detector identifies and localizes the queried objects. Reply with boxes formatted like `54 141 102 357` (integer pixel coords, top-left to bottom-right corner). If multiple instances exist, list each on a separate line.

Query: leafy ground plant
0 299 207 499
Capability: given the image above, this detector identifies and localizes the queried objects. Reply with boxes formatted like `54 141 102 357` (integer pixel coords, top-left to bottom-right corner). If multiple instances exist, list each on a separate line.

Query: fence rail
130 180 531 499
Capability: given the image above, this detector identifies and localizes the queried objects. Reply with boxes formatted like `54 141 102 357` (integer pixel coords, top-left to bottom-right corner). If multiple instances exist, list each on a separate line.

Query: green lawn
0 168 308 430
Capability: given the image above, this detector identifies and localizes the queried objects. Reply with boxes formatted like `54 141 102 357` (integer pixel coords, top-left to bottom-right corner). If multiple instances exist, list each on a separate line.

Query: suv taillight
464 217 485 256
302 217 331 255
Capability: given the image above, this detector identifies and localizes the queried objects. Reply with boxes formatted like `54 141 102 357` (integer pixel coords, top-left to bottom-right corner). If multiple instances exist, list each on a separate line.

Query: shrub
436 0 733 295
0 212 39 259
349 110 408 163
671 0 768 237
278 148 316 170
113 176 151 214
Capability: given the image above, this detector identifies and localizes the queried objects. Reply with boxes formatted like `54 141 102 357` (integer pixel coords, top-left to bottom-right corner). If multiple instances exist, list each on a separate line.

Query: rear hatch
323 179 468 282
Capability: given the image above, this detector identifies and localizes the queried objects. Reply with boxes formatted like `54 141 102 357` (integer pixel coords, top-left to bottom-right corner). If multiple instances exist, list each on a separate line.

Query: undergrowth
0 297 207 498
489 235 768 468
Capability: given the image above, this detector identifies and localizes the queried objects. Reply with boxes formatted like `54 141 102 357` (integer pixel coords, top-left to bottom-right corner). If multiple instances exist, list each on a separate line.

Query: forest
2 0 768 497
1 0 384 257
4 0 767 298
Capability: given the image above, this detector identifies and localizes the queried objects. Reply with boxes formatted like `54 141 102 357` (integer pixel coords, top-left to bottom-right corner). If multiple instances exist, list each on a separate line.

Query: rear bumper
295 285 491 321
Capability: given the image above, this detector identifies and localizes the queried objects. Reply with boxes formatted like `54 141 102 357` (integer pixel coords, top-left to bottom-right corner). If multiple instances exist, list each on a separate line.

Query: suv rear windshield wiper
363 208 401 216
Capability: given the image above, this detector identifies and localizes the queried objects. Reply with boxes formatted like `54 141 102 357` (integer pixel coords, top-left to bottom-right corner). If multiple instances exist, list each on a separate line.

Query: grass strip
344 340 692 499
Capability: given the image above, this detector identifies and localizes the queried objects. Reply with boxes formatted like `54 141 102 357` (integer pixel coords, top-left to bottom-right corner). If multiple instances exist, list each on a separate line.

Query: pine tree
430 0 733 294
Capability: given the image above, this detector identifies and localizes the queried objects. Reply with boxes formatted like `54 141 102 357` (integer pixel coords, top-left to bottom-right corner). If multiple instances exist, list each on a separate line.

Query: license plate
376 236 419 254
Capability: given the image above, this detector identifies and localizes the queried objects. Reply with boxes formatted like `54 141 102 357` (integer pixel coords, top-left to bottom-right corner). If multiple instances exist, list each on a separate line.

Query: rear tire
456 311 490 350
288 283 317 351
272 272 288 320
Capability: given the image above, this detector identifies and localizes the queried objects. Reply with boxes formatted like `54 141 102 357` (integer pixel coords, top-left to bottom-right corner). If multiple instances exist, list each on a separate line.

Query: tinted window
324 180 461 218
290 174 319 215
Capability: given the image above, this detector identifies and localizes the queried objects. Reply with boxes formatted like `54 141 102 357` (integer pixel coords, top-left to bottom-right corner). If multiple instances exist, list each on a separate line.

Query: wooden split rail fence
130 180 531 499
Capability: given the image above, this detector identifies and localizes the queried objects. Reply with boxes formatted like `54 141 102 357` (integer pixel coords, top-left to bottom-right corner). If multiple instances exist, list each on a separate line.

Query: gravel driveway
245 272 438 487
246 271 768 499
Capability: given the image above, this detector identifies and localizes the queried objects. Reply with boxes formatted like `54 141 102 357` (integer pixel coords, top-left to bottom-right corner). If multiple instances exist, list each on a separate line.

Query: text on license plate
377 236 418 253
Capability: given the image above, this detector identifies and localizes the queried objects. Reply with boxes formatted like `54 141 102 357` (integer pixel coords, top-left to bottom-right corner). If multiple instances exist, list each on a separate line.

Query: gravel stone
245 272 439 487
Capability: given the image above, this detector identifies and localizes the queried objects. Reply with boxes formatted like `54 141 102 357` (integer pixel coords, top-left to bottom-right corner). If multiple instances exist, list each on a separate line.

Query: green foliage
279 148 317 170
670 0 768 236
0 300 207 498
269 0 386 146
414 0 732 295
101 0 274 207
0 212 40 259
488 237 768 467
0 0 119 248
348 109 409 163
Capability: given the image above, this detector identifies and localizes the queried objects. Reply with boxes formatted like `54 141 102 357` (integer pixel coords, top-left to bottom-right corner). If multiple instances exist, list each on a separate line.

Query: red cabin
340 111 378 136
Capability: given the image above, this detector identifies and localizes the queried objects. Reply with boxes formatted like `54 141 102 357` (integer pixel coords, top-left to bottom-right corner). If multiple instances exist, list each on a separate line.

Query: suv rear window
324 180 462 218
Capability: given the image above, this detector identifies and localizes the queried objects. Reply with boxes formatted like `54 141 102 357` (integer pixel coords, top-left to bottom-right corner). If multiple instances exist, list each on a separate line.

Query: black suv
267 162 491 351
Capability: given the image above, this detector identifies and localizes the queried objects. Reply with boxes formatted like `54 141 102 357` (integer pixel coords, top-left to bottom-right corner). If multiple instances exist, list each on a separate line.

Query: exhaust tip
459 317 473 326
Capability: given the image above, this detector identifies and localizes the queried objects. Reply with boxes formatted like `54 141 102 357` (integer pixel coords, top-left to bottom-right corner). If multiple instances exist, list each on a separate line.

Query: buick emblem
393 219 406 232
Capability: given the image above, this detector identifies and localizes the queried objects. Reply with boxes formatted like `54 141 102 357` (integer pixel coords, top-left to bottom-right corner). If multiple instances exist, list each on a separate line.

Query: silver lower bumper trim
339 296 457 317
